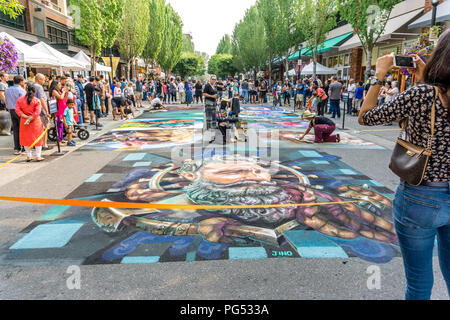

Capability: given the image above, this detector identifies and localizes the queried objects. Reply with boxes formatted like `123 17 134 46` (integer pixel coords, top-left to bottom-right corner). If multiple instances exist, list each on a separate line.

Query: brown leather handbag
389 87 438 186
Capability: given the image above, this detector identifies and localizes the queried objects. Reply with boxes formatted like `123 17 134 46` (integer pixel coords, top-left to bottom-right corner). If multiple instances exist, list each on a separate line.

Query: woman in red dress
15 84 44 162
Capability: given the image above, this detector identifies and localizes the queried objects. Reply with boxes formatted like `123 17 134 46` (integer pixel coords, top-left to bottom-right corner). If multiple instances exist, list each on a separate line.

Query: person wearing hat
298 110 340 143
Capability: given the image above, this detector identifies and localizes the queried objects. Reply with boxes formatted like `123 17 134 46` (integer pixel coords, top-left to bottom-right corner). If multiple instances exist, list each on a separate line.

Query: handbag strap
427 86 438 152
399 86 438 152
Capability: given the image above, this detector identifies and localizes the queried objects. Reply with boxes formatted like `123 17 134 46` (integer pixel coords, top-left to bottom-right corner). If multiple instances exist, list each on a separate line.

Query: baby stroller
48 122 90 142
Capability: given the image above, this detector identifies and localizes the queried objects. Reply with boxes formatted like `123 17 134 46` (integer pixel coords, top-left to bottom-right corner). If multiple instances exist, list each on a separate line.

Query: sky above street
166 0 257 57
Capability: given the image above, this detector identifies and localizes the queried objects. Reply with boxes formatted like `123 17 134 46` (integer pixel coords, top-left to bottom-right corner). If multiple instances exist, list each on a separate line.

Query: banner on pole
102 57 120 78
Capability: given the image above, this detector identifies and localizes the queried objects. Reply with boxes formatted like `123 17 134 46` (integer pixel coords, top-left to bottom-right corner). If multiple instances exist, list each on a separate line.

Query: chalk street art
0 149 400 266
144 105 204 119
246 121 311 130
258 131 382 149
0 104 400 267
85 129 202 151
113 118 204 131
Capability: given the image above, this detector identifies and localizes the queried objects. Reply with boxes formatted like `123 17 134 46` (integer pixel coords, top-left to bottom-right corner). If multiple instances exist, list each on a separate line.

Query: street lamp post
431 0 439 26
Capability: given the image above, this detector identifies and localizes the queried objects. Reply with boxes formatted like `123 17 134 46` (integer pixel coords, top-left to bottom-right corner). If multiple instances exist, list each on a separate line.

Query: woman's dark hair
26 83 36 105
49 79 59 97
424 28 450 94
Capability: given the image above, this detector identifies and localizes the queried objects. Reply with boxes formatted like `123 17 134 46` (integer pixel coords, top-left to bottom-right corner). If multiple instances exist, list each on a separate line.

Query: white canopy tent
301 63 337 75
32 42 88 73
0 32 59 77
72 51 111 73
284 69 296 77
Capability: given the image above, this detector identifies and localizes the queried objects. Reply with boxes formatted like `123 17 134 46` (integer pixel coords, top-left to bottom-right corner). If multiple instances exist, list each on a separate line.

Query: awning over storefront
289 32 354 61
0 32 59 67
408 0 450 29
339 8 423 51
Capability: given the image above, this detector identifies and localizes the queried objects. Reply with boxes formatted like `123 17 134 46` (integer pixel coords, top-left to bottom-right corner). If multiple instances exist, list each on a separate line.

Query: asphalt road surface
0 101 447 300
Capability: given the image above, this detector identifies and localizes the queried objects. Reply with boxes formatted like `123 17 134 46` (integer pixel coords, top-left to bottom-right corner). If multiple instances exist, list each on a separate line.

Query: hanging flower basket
401 27 441 76
0 36 18 73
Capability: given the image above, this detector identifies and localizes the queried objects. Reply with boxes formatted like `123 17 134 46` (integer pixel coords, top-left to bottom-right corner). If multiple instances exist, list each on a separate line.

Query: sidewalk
0 103 148 188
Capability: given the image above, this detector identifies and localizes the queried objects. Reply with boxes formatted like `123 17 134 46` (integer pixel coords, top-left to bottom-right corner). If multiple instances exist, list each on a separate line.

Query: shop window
47 25 68 44
344 54 350 66
0 10 26 31
33 18 45 37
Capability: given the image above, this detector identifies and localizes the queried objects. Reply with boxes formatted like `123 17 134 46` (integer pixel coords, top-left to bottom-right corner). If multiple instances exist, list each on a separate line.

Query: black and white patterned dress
362 84 449 183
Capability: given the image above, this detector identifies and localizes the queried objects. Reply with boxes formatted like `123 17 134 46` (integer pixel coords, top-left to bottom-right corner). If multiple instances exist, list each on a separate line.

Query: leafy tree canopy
173 52 204 78
208 54 237 79
0 0 23 19
216 35 232 55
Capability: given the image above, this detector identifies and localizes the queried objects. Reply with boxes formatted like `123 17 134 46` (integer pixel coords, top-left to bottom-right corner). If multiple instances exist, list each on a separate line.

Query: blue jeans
76 99 83 125
242 89 248 104
393 182 450 300
330 99 341 118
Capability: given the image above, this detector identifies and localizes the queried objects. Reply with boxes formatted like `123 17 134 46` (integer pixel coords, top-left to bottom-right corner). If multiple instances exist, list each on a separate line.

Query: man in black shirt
216 79 224 102
84 76 102 127
203 75 218 133
298 110 340 143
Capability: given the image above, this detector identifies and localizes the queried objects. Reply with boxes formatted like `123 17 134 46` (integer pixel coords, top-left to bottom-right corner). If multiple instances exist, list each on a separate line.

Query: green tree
231 5 268 79
257 0 277 84
295 0 338 78
208 54 237 79
69 0 123 72
339 0 399 79
100 0 124 49
182 34 194 52
216 35 232 55
157 4 183 78
117 0 150 79
142 0 166 68
277 0 303 78
258 0 299 85
0 0 23 19
69 0 102 72
173 52 204 78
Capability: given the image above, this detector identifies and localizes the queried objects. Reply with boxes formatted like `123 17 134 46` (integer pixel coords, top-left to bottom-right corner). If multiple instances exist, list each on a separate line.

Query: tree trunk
268 53 273 88
90 46 96 75
365 46 373 81
127 59 131 80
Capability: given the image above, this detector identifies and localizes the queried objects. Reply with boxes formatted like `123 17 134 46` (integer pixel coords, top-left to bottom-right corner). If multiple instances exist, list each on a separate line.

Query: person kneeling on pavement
297 110 341 143
150 96 165 110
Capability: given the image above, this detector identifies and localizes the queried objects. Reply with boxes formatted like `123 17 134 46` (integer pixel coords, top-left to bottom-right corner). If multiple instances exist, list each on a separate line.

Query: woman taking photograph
358 30 449 300
49 79 68 144
15 84 45 162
